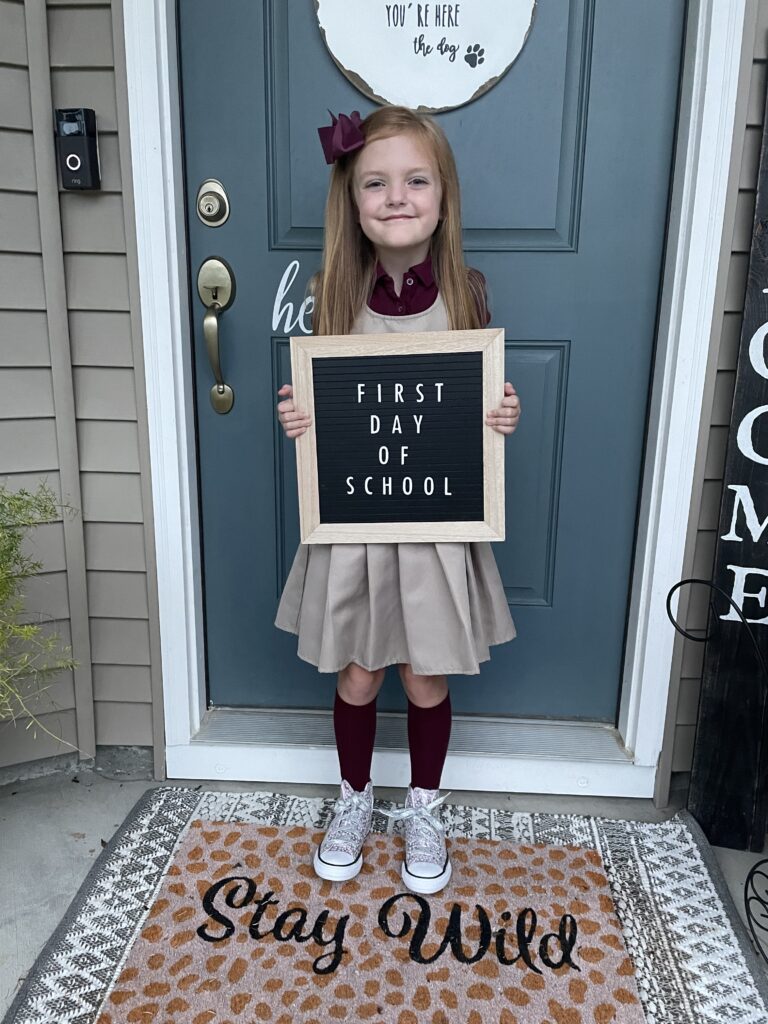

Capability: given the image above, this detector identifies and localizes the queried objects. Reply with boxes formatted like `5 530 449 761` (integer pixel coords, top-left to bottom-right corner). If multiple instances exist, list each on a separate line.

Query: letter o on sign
315 0 536 112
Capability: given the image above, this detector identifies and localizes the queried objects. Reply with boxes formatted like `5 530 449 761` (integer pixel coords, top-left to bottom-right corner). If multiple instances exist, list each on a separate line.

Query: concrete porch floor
2 764 767 1017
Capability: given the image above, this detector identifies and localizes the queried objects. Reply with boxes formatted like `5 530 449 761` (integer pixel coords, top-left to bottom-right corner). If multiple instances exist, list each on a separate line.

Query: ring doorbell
55 108 101 190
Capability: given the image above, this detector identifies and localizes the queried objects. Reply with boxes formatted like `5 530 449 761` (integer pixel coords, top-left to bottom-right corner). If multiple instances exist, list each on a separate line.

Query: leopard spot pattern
95 822 644 1024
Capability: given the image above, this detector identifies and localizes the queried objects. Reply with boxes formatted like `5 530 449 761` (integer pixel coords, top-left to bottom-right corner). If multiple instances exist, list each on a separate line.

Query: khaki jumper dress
274 292 517 675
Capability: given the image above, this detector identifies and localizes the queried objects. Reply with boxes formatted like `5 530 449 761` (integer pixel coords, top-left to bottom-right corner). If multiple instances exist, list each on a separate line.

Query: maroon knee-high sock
333 690 377 792
407 692 452 790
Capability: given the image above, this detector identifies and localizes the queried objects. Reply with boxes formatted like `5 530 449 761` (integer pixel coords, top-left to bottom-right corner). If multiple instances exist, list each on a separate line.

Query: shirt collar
374 252 435 288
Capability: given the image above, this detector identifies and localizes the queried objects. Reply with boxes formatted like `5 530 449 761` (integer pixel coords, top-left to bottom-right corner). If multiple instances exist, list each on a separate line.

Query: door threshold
195 707 630 759
166 708 654 798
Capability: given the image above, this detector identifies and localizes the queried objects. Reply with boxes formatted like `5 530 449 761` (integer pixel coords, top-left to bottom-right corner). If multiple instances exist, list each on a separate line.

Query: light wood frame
290 329 506 543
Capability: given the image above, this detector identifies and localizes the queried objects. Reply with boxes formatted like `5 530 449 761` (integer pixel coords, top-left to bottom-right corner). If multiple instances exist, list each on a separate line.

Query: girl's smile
353 132 442 269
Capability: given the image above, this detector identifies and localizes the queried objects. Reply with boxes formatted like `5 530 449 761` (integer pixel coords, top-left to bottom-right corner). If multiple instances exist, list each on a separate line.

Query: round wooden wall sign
315 0 536 113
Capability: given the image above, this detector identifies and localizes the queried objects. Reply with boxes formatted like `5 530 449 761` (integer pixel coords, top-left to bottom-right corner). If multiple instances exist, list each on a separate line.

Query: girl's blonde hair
310 105 486 335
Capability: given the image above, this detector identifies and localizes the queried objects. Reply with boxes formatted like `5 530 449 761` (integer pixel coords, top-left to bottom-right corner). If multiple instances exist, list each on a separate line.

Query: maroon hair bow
318 109 365 164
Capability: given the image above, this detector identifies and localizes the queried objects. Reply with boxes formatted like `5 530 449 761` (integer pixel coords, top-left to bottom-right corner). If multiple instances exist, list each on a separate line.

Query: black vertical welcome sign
687 85 768 851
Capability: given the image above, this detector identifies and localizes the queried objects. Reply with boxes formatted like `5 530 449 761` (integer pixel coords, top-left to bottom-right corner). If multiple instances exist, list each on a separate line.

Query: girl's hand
486 382 521 435
277 383 312 438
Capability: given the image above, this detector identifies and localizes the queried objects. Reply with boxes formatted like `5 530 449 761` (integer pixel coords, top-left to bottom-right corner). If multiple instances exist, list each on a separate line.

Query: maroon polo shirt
368 254 491 324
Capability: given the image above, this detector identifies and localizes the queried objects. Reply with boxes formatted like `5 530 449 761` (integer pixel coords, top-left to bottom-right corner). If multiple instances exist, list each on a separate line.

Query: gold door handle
203 301 233 413
197 256 236 414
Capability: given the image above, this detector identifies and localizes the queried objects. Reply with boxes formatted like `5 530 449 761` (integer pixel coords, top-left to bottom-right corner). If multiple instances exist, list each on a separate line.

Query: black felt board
313 351 484 524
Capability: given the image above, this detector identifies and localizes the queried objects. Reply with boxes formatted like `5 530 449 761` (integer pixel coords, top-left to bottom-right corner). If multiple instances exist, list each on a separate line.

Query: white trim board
122 0 750 798
186 710 640 796
170 745 655 801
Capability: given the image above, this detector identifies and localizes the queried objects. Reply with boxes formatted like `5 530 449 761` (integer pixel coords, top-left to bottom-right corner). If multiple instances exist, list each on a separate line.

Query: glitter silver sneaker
313 779 374 882
385 785 452 894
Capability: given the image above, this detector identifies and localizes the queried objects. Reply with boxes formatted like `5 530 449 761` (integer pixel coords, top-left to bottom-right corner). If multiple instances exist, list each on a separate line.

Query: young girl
274 106 521 896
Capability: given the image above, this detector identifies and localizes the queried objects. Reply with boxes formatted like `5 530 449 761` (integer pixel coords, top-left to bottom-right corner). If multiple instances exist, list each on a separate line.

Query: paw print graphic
465 44 485 68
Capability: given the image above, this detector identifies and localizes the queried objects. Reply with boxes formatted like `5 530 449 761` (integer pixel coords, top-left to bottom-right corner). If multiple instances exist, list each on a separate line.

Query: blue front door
178 0 685 719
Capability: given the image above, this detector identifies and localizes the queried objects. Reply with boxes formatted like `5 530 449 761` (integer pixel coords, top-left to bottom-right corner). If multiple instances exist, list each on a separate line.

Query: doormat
101 822 641 1024
4 788 768 1024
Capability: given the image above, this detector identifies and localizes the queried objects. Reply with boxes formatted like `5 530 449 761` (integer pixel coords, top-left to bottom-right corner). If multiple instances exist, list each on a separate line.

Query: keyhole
196 180 229 227
200 193 221 218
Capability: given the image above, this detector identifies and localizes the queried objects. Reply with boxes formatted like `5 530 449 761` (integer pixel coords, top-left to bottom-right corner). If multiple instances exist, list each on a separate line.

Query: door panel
178 0 685 719
266 0 588 248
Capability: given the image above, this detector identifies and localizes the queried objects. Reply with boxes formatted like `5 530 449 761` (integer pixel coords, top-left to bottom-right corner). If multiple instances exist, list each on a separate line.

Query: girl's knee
398 663 448 706
337 662 385 704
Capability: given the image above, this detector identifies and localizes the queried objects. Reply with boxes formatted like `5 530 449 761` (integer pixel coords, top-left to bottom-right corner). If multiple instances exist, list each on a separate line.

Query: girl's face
352 132 442 262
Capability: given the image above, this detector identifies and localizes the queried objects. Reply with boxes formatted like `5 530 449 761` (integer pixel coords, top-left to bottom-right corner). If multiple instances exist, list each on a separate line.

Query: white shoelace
332 789 371 816
382 791 452 831
325 789 372 848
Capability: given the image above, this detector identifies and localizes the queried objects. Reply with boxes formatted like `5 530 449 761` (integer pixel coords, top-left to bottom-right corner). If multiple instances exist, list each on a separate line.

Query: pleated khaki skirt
274 541 517 676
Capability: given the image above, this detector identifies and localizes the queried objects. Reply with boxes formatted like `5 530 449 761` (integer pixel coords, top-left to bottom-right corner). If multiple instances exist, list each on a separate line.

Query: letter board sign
290 329 505 543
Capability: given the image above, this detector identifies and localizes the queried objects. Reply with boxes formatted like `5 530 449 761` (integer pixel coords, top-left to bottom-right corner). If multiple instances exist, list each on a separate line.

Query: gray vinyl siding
0 0 80 764
669 4 767 776
0 0 160 772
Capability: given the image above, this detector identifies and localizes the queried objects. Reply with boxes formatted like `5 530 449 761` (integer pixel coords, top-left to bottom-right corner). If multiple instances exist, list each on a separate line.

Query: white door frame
122 0 751 796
